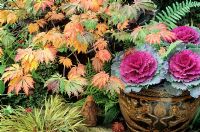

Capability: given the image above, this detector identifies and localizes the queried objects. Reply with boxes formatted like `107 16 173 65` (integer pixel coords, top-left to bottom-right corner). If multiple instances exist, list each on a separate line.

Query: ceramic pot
119 87 200 132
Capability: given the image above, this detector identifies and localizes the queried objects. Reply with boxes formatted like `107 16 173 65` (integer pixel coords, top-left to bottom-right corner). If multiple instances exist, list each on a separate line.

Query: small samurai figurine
81 95 98 126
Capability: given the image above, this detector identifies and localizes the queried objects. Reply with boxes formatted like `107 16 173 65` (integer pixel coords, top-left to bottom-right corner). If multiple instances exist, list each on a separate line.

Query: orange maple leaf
15 48 36 63
68 64 85 79
35 45 57 64
8 74 34 95
1 64 23 83
106 76 124 94
145 23 176 44
28 23 39 34
59 56 72 68
80 0 104 12
146 33 161 44
45 11 65 21
35 19 47 28
45 28 66 48
117 20 129 31
34 0 55 12
92 57 103 72
64 22 84 40
95 49 111 63
95 23 108 36
92 71 109 89
160 30 176 42
94 38 107 50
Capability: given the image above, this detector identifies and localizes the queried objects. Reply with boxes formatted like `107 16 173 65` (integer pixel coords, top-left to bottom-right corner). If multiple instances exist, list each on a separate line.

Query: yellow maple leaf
59 56 72 68
0 10 9 25
28 23 39 34
0 47 3 58
7 12 18 24
21 59 39 73
95 23 108 36
73 39 88 53
8 74 34 95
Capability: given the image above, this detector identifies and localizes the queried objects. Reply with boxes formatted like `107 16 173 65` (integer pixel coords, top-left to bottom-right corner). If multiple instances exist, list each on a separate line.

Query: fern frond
156 0 200 28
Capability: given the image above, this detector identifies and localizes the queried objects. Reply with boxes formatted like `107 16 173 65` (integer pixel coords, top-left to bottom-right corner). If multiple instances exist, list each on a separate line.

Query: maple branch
86 48 95 54
63 66 66 77
73 53 81 63
0 8 22 10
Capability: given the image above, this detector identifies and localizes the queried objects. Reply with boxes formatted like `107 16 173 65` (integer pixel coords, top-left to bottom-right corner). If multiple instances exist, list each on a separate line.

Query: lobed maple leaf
28 23 39 34
59 56 72 68
64 22 84 40
35 45 57 64
145 33 161 44
117 20 129 31
45 73 87 97
145 23 176 44
106 76 124 95
95 49 111 63
21 59 39 73
1 64 23 83
45 11 65 21
80 0 104 12
92 71 109 89
45 74 65 92
45 28 66 48
32 32 47 45
35 19 47 28
15 48 36 63
34 0 55 12
32 29 66 48
0 47 3 58
93 38 107 50
67 39 88 53
65 76 87 97
0 10 18 25
95 23 108 36
15 48 39 72
8 74 34 95
92 57 103 72
7 13 18 24
67 64 86 79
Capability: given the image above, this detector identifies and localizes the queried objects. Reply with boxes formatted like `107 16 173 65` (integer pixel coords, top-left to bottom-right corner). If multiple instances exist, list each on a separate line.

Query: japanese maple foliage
0 0 156 96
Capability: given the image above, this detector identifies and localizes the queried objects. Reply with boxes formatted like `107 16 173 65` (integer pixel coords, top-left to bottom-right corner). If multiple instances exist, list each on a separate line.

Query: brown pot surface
119 87 200 132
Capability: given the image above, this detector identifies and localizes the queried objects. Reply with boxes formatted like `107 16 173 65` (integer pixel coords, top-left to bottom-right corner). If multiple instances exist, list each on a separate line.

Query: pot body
119 88 200 132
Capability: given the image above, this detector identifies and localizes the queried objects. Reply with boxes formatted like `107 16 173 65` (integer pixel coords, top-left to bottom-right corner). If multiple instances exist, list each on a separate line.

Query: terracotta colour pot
119 87 200 132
